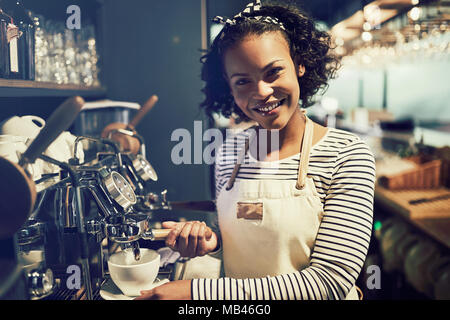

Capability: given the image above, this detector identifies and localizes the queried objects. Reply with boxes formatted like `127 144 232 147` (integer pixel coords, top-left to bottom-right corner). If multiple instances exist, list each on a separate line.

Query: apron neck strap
225 134 252 191
296 112 313 190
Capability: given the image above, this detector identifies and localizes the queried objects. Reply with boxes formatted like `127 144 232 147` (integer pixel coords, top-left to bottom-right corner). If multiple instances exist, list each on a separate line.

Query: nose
253 80 273 99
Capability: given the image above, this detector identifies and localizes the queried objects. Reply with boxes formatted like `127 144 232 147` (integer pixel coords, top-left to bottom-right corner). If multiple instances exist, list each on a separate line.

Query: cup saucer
99 277 170 300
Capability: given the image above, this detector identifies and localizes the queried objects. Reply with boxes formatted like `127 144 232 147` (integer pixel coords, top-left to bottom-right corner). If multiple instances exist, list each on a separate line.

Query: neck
278 108 305 147
254 108 306 160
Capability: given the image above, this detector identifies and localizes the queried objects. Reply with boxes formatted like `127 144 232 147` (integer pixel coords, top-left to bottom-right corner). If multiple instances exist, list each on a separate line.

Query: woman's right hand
162 221 218 258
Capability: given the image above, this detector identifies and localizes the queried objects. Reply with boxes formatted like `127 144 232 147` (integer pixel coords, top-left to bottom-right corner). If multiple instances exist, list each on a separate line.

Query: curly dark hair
199 1 340 122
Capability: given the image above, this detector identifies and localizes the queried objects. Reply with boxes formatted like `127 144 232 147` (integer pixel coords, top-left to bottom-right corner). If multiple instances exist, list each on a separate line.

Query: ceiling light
408 7 421 21
363 22 372 31
362 31 373 42
335 46 346 55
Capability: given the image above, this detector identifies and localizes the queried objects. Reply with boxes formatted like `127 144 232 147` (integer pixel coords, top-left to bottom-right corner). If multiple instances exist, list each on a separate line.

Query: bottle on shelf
0 8 10 78
0 0 35 80
0 5 20 79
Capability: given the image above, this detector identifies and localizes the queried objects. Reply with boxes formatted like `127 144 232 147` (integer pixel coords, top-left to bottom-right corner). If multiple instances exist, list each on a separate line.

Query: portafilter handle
141 228 171 241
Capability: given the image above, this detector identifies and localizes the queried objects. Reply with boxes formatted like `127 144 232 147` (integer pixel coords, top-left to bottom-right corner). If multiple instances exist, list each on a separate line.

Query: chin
258 119 288 131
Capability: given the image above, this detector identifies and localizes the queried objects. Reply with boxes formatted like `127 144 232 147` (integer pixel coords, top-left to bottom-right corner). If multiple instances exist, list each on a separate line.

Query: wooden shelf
0 79 106 98
375 183 450 249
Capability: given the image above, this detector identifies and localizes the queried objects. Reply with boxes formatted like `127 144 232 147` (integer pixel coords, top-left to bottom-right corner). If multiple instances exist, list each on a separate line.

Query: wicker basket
378 155 442 190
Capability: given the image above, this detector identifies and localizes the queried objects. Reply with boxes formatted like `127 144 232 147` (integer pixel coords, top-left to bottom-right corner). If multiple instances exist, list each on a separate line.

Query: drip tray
43 285 102 300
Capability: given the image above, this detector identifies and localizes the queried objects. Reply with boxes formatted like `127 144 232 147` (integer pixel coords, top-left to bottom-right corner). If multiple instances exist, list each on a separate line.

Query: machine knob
28 268 54 299
86 220 103 235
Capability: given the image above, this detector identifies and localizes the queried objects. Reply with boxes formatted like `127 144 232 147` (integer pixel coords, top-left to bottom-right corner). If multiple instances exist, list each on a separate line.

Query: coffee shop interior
0 0 449 300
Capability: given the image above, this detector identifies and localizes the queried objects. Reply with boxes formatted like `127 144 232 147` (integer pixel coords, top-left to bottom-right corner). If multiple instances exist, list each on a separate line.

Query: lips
253 99 285 115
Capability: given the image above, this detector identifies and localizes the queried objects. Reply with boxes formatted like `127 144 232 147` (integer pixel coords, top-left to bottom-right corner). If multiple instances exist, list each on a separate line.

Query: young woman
136 0 375 300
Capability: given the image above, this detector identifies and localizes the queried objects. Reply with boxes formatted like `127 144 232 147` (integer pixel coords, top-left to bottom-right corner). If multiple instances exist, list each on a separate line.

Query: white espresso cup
0 115 45 138
108 248 161 297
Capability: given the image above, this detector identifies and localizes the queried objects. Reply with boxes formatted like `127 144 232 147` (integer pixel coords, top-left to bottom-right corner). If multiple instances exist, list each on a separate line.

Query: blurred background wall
99 0 213 202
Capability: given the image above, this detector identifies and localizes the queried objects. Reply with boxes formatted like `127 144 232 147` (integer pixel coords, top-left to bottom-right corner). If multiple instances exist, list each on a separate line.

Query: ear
297 64 306 78
293 55 305 77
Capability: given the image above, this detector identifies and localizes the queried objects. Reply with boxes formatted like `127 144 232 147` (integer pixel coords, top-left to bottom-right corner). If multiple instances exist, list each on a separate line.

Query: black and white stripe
212 0 286 31
192 127 375 300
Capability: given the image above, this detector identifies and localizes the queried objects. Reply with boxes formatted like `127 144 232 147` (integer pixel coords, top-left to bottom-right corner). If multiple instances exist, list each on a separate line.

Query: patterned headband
212 0 286 31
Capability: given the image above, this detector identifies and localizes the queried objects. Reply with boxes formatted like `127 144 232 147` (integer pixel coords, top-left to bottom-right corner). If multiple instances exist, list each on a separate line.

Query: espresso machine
1 96 172 300
16 132 171 300
2 95 214 300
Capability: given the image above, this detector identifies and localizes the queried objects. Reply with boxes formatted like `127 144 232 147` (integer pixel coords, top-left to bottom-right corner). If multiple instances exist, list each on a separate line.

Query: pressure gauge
103 171 137 210
132 155 158 182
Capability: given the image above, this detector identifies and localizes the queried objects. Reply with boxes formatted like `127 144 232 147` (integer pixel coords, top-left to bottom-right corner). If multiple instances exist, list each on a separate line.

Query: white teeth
256 101 281 112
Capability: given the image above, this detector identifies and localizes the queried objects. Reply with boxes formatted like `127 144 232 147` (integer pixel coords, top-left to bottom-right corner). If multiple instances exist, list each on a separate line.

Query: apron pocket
236 201 263 220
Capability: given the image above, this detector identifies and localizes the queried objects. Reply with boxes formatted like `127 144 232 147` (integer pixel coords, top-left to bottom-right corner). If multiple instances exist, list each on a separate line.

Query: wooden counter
374 184 450 249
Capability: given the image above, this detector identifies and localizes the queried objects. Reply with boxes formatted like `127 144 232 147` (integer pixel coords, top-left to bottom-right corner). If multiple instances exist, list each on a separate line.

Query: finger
178 222 194 256
196 223 207 256
140 290 152 294
204 223 213 241
165 222 184 250
187 222 201 257
162 221 178 248
134 290 154 300
162 221 178 229
198 221 213 240
198 223 206 241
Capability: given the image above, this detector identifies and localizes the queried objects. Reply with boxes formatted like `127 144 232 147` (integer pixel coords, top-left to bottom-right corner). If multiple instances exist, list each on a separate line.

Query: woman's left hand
134 280 192 300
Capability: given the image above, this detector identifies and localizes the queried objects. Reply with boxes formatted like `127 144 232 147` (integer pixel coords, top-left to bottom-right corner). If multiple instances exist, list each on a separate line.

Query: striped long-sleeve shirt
191 126 376 300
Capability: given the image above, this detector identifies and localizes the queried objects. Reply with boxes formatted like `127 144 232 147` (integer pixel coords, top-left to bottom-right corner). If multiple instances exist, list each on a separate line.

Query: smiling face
224 31 305 130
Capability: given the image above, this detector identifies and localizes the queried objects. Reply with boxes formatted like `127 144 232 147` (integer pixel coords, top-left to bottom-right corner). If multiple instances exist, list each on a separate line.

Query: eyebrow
229 59 284 79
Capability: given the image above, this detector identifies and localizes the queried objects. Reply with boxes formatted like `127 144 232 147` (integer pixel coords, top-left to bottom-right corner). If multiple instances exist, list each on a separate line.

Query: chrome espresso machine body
16 132 168 300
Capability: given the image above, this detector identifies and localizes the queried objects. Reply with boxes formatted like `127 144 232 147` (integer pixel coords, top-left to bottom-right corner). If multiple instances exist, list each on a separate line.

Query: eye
234 78 251 86
266 67 283 78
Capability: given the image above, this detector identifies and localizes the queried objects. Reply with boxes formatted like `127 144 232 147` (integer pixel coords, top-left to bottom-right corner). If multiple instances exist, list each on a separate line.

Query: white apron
216 114 359 300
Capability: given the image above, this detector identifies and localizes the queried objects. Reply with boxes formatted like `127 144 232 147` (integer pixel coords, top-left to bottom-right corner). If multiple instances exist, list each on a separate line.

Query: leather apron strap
296 114 313 190
225 136 252 191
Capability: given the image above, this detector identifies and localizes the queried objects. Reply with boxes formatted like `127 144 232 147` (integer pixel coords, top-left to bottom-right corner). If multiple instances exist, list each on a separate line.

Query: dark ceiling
298 0 364 27
208 0 365 29
21 0 366 31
